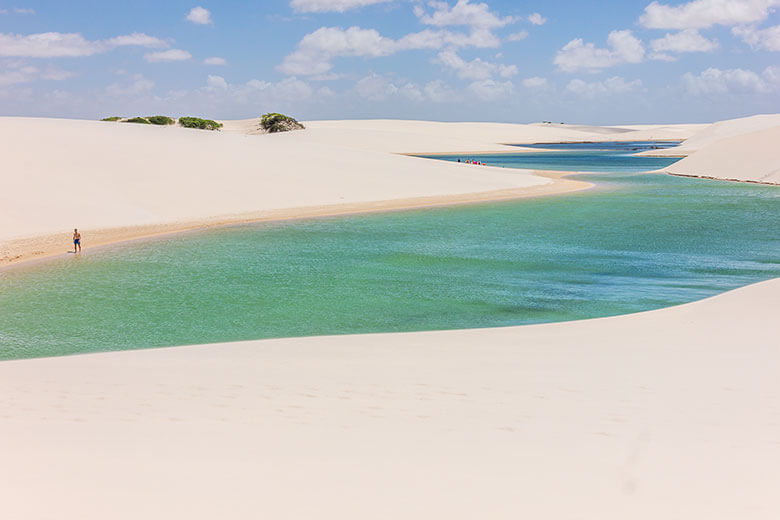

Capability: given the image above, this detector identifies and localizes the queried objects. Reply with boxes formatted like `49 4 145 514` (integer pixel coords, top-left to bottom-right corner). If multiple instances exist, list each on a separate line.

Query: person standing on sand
73 228 81 253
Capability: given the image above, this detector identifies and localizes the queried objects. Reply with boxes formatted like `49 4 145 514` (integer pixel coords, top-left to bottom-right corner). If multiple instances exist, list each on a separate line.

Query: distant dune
664 115 780 184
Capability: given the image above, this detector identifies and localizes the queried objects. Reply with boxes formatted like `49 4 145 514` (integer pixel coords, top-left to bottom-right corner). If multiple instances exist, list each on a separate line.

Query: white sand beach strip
0 278 778 519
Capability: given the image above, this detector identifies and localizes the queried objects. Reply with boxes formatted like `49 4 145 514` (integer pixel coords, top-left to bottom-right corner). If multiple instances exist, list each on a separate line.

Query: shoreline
667 172 780 186
0 170 590 272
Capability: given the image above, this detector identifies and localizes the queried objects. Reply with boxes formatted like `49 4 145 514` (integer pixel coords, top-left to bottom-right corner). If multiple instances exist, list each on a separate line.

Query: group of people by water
457 158 488 166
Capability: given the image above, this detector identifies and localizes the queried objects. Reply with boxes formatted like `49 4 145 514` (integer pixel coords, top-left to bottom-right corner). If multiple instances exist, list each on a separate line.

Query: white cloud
414 0 517 30
398 27 501 48
732 24 780 50
290 0 391 12
468 78 514 100
354 73 455 103
356 74 421 102
528 12 546 25
435 49 517 80
186 6 213 25
651 29 718 53
278 24 502 77
639 0 780 30
763 64 780 84
204 56 227 65
144 49 192 62
234 76 315 103
0 60 71 86
205 74 228 90
14 8 35 14
0 32 168 58
682 66 776 94
105 33 168 48
355 73 400 100
554 30 644 72
278 26 396 76
566 76 644 97
0 32 101 57
423 79 460 103
105 75 155 97
506 31 529 42
649 52 677 61
522 76 548 88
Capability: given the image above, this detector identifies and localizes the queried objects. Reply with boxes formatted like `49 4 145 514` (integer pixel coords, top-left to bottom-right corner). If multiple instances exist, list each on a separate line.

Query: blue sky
1 0 778 123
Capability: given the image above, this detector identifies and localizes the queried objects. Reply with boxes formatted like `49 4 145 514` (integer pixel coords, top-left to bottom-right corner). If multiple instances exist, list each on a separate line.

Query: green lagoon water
1 148 778 360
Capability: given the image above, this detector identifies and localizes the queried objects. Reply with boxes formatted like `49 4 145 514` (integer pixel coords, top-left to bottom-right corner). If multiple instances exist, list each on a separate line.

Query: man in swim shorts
73 228 81 253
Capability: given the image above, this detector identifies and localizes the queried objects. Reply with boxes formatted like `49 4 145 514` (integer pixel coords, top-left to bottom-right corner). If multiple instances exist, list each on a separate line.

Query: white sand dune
666 122 780 184
636 113 780 184
661 114 780 154
1 278 778 519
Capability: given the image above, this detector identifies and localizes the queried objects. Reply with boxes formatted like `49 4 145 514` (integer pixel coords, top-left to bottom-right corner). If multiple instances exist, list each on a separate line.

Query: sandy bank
1 277 778 519
667 124 780 185
1 117 698 269
636 114 780 185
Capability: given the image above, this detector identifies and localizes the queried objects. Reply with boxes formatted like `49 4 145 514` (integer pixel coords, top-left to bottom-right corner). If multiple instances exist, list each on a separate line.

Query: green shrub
100 116 122 122
122 117 151 124
260 113 305 133
178 116 223 130
146 115 175 125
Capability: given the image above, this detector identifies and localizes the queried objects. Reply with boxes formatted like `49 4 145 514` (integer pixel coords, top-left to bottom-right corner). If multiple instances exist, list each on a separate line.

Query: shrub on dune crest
122 117 151 124
146 115 175 125
100 116 122 121
260 113 305 133
178 116 223 130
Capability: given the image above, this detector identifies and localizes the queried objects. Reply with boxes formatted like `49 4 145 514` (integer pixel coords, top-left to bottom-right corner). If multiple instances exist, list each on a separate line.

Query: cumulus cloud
566 76 644 97
186 6 213 25
14 8 35 14
354 73 427 101
105 33 168 48
204 56 227 65
435 49 517 80
651 29 718 53
205 74 228 90
0 31 168 58
105 74 155 97
0 60 71 86
506 31 529 42
422 79 460 102
412 0 517 49
278 24 505 77
144 49 192 62
278 27 395 76
528 12 546 25
554 30 644 72
522 76 548 88
414 0 516 29
354 74 461 102
732 23 780 50
468 78 514 100
682 65 778 94
290 0 391 12
195 75 317 106
639 0 780 30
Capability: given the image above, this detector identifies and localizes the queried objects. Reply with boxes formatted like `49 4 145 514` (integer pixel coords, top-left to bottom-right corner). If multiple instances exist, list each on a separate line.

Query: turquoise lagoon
1 146 778 360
